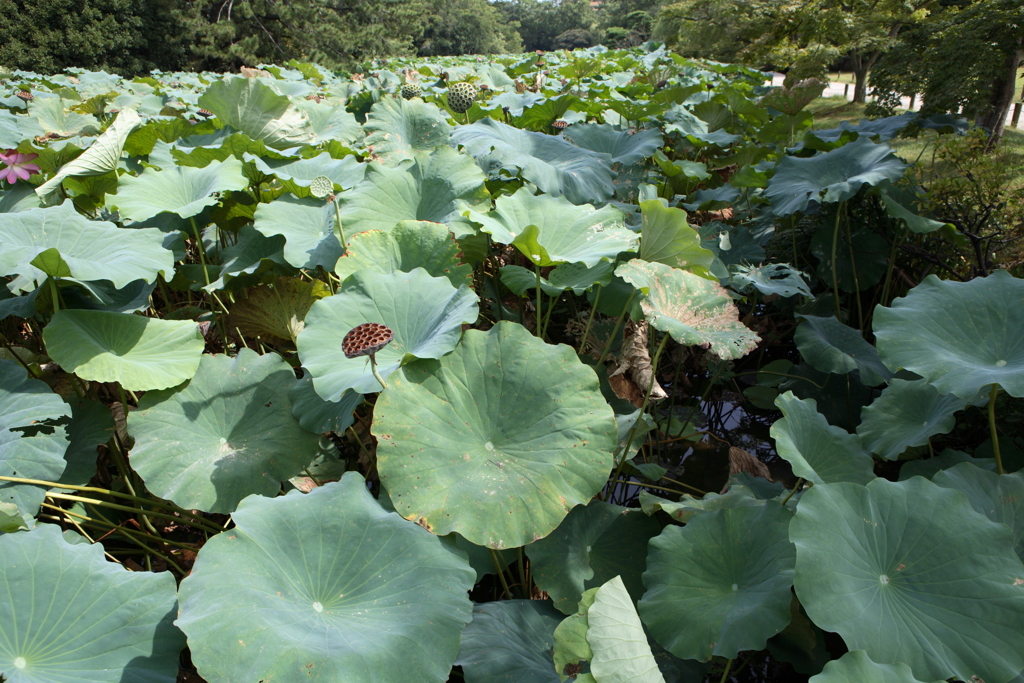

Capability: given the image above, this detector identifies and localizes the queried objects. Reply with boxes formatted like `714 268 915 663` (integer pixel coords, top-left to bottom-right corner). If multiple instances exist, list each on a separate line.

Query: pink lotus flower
0 149 41 184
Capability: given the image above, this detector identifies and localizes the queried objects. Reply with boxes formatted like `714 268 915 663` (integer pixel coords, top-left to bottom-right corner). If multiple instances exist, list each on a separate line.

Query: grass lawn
825 71 1023 103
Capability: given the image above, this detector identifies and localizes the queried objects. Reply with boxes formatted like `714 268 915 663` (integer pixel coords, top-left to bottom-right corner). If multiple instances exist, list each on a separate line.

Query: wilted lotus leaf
177 474 475 682
874 271 1024 399
0 524 183 683
129 349 320 513
372 322 618 548
790 477 1024 683
230 276 329 343
616 259 760 360
640 503 796 661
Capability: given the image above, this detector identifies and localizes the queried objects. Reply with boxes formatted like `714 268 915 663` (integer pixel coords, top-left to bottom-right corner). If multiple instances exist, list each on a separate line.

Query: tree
492 0 596 52
869 0 1024 146
417 0 522 56
598 0 661 43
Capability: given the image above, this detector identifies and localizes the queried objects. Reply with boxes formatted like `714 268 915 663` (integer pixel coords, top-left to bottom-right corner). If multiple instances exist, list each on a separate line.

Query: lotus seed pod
342 323 394 359
309 176 334 200
446 82 477 114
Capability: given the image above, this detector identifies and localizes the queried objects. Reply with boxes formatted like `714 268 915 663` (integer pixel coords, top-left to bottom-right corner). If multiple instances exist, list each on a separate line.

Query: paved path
768 72 1021 128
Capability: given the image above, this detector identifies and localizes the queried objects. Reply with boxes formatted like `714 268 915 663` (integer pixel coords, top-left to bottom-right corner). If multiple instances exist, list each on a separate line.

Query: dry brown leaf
240 66 272 79
721 446 773 493
607 322 668 408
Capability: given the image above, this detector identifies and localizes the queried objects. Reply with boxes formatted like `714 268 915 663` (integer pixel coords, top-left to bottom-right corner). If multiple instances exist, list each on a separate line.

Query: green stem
517 547 528 598
0 332 37 378
595 290 636 369
843 204 864 331
579 284 601 355
534 264 543 338
48 276 60 315
782 477 804 505
85 504 187 575
332 199 347 250
190 217 211 287
880 231 904 308
46 491 218 531
369 353 387 391
989 384 1004 475
830 202 844 319
719 658 733 683
40 504 200 549
540 294 557 339
489 548 512 599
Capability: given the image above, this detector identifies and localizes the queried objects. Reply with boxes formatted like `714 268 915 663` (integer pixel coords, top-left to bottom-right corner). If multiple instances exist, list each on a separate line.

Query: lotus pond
1 46 1023 683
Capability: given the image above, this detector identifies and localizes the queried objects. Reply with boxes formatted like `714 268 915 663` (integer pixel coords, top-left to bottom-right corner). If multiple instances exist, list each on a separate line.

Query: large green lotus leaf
176 473 475 682
638 485 767 524
874 271 1024 399
468 190 634 268
452 118 616 205
0 524 182 683
364 96 453 164
0 201 174 289
588 576 667 683
639 503 796 661
933 463 1024 562
42 310 204 391
879 189 946 235
637 199 715 273
563 124 663 166
289 371 362 435
790 477 1024 683
57 398 114 488
809 650 940 683
36 109 141 202
794 315 892 386
296 268 478 399
111 157 249 221
529 500 661 614
299 102 363 146
857 379 968 460
765 138 907 216
336 147 489 238
252 194 340 270
770 392 875 485
28 97 99 137
245 152 366 195
186 224 288 293
500 261 614 297
898 448 996 481
615 259 760 360
334 221 471 288
128 349 320 513
0 360 69 522
198 76 313 149
455 600 564 683
372 322 618 548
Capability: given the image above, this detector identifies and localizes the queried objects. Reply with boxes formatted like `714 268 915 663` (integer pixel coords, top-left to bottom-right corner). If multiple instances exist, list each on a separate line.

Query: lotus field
1 45 1023 683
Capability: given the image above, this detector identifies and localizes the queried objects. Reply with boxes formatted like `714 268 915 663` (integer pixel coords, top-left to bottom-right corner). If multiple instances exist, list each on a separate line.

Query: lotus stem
989 384 1003 475
782 477 805 505
579 284 601 356
534 264 543 338
190 217 211 287
719 659 733 683
830 202 843 319
45 491 223 533
489 548 513 599
40 503 200 550
369 353 387 391
541 294 557 339
48 276 60 315
332 199 347 250
595 289 636 369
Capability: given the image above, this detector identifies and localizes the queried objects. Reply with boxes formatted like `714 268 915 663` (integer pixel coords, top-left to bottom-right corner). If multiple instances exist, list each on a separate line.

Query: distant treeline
0 0 662 76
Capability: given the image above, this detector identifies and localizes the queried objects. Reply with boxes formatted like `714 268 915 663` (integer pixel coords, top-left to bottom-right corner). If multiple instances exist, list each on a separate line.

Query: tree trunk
850 52 868 103
976 37 1023 148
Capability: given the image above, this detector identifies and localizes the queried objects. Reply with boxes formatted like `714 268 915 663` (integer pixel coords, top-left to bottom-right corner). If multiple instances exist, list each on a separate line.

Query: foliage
1 44 1023 683
492 0 597 52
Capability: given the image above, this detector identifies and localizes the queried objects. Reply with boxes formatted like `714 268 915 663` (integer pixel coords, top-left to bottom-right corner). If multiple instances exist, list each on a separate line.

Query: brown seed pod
342 323 394 359
15 91 33 101
552 120 569 129
196 108 213 117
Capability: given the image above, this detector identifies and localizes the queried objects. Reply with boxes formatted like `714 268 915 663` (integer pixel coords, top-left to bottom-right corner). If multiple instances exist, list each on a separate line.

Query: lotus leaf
529 500 661 614
336 147 489 238
638 485 766 524
615 259 760 360
588 576 666 683
29 97 99 136
36 109 141 202
252 194 341 270
0 524 183 683
639 503 796 661
879 189 945 234
364 96 453 164
765 138 907 216
0 360 69 522
933 463 1024 562
857 379 968 460
730 263 812 298
873 271 1024 399
42 310 204 391
563 124 663 166
57 398 114 488
245 151 365 193
468 190 634 267
500 261 614 297
898 449 996 480
296 268 479 398
177 473 475 682
301 102 363 145
197 76 313 149
289 371 362 435
452 118 616 205
229 276 327 344
0 201 174 289
186 224 288 292
455 600 563 683
128 349 319 512
810 223 889 292
553 588 598 681
790 477 1024 683
809 650 940 683
637 199 715 273
372 322 618 548
770 392 875 485
334 221 471 287
111 157 249 221
794 315 892 386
